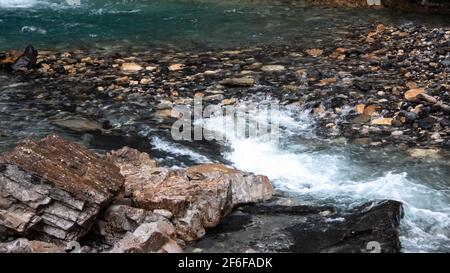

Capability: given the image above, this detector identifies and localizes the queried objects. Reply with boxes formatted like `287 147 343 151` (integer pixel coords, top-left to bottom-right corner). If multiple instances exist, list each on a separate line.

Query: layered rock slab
0 134 124 242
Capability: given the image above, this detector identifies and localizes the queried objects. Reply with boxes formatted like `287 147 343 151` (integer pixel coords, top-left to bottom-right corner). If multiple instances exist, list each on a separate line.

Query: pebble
306 48 323 57
261 65 286 73
219 76 255 87
404 88 425 102
121 62 143 72
371 118 393 126
168 63 184 71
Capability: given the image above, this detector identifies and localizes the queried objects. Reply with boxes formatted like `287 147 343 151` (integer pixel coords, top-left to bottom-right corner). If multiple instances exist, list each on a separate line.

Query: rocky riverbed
1 23 449 152
0 22 449 253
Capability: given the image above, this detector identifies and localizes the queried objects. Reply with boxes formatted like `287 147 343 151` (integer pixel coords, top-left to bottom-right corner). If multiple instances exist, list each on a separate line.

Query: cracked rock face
109 221 180 253
107 147 273 242
0 134 124 242
95 204 169 245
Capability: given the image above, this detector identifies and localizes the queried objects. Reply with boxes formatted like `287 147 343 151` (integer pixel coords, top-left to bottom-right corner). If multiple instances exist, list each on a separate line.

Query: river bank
2 23 449 152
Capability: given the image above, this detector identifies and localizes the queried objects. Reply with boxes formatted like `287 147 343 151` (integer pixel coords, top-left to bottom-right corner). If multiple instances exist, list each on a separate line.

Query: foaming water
201 101 450 252
151 136 211 165
0 0 72 9
0 0 40 8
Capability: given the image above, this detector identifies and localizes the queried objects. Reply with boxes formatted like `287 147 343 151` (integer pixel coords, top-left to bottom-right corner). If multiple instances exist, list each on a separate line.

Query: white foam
201 101 450 252
0 0 80 9
0 0 40 8
151 136 210 164
21 26 47 34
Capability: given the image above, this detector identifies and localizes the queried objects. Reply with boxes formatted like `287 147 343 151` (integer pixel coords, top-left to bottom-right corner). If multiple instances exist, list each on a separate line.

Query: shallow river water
0 0 449 50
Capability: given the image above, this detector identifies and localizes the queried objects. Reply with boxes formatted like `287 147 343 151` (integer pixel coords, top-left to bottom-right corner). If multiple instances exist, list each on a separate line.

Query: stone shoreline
1 23 449 154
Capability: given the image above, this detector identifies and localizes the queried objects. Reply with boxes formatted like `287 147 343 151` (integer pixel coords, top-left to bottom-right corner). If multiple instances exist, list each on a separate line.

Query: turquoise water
0 0 449 50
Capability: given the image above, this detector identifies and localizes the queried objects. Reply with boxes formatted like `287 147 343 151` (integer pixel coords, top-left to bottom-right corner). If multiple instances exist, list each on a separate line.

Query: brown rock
355 104 365 114
95 205 167 245
221 98 237 106
371 118 393 126
107 148 273 242
376 23 385 33
0 135 124 242
417 93 438 104
306 48 323 57
139 78 152 85
154 109 183 119
121 62 143 72
363 105 379 115
186 163 273 205
168 64 184 71
115 76 129 86
404 88 425 102
109 221 175 253
318 77 337 86
219 77 255 87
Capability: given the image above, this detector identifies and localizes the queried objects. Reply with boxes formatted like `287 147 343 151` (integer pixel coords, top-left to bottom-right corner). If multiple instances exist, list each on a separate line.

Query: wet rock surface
189 198 404 253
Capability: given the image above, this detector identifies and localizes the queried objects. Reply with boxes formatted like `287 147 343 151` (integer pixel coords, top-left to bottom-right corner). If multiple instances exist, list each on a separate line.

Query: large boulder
189 199 404 253
107 147 273 241
0 134 124 242
287 200 404 253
